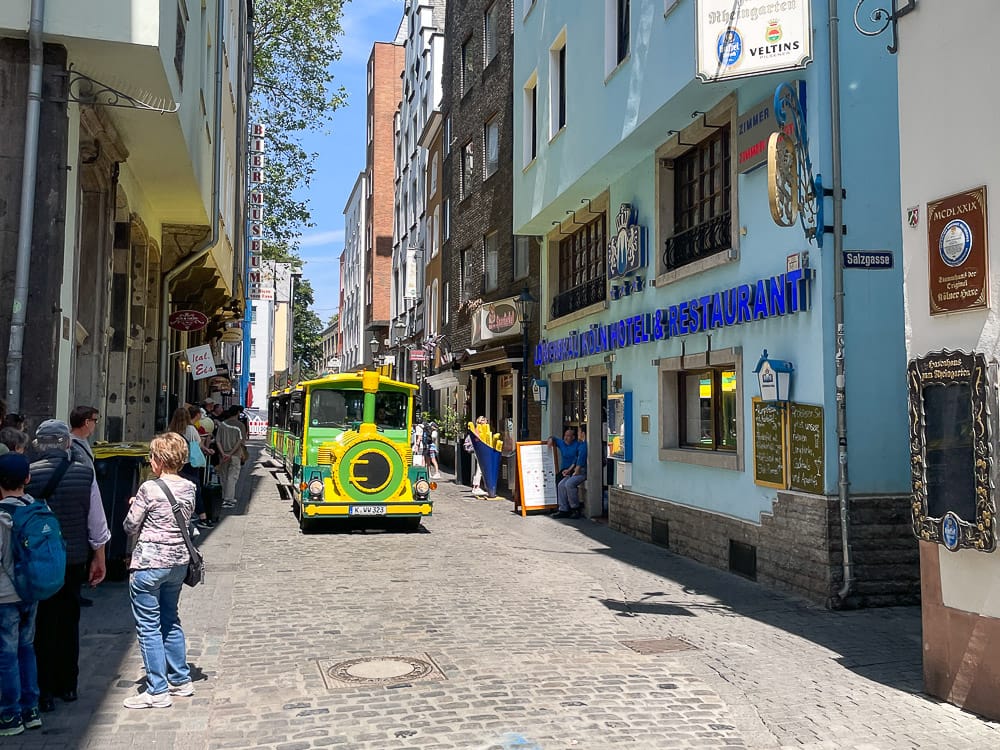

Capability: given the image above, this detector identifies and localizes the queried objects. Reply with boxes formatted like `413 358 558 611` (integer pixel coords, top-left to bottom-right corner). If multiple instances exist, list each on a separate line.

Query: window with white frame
444 116 451 155
431 206 440 256
484 231 498 292
459 247 471 301
461 37 474 95
431 278 439 335
430 155 438 197
549 32 567 137
605 0 630 74
523 72 538 166
427 213 436 259
484 114 500 178
484 2 500 66
461 141 474 200
658 348 743 471
443 281 450 324
443 199 450 240
513 236 532 280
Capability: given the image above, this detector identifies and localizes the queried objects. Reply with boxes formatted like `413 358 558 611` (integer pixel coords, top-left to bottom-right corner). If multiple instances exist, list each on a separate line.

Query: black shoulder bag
36 457 72 500
154 478 205 587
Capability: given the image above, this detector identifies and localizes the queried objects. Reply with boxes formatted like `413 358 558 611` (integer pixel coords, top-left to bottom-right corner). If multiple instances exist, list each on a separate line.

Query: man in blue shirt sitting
546 427 587 518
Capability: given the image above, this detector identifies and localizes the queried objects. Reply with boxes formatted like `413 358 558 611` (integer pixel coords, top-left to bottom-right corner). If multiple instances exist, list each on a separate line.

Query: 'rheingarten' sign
696 0 813 82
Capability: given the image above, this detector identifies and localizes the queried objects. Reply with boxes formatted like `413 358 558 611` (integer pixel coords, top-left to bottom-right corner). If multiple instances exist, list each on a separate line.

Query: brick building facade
364 35 405 366
439 0 541 489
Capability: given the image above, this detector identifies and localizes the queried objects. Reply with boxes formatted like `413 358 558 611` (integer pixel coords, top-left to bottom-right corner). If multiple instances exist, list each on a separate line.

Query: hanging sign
927 186 989 315
471 295 523 346
186 344 217 381
607 203 647 279
168 309 209 332
696 0 813 82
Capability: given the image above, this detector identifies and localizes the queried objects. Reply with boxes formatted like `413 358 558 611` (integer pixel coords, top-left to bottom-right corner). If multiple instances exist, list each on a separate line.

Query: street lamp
514 287 536 441
368 336 380 368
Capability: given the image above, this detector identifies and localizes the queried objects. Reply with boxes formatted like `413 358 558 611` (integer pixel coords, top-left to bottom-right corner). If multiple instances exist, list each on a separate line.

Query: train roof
297 370 418 393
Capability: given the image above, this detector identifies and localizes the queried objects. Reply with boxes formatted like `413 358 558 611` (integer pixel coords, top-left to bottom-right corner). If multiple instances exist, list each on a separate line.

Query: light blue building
512 0 914 606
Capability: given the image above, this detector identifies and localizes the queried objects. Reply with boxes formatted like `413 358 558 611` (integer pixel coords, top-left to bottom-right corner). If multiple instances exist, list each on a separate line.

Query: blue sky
295 0 403 324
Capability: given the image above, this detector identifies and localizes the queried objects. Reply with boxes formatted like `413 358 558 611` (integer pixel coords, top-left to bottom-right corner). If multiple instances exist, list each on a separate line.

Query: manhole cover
317 654 446 689
620 637 695 655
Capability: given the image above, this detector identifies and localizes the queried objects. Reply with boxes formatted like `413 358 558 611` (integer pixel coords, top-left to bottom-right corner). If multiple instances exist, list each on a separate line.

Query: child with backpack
0 453 62 735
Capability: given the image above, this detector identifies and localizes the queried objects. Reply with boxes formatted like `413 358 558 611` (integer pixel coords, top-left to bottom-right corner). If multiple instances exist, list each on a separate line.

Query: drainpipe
829 0 854 602
6 0 46 412
157 0 225 426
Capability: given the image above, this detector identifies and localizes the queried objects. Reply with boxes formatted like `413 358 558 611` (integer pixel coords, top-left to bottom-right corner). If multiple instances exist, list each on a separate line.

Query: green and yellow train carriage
268 370 433 532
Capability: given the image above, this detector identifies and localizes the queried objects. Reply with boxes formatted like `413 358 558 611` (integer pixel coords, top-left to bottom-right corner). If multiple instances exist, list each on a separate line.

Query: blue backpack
1 499 67 602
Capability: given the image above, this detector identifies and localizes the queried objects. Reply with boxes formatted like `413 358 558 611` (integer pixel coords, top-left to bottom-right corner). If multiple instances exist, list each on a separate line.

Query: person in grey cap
25 420 110 712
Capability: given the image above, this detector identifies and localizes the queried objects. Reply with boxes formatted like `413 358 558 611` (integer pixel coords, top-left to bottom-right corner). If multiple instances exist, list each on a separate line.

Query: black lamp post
514 287 536 440
368 336 380 369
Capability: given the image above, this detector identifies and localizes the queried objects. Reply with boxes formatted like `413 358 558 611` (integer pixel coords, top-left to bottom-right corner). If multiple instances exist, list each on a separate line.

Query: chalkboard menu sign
752 399 787 489
789 403 824 494
908 350 997 552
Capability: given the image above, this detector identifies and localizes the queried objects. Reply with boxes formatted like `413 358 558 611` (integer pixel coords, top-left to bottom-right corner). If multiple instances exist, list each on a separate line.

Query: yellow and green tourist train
267 370 433 532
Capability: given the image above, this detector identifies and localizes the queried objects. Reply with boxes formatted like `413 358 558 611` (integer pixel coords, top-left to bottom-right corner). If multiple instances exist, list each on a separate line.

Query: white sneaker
168 681 194 697
123 691 172 709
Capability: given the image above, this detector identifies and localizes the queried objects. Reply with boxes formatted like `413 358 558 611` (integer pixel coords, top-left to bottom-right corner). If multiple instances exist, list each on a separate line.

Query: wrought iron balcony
662 211 732 272
551 276 606 320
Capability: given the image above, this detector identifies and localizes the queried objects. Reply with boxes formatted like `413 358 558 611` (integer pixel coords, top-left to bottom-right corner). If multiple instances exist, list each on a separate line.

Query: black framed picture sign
907 350 997 552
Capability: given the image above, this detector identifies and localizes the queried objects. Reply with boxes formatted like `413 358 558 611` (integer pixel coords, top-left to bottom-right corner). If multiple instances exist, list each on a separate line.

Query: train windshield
374 392 408 431
309 389 364 429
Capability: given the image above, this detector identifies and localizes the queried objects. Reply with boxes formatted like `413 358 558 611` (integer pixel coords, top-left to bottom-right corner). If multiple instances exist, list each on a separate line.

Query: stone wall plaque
927 186 989 315
908 350 997 552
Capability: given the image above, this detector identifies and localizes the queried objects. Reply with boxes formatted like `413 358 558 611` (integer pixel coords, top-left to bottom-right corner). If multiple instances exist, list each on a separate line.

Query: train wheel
400 517 422 532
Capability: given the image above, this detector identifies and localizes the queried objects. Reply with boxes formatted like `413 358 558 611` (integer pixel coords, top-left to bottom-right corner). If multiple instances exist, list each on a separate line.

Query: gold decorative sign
767 131 798 227
907 350 997 552
927 186 989 315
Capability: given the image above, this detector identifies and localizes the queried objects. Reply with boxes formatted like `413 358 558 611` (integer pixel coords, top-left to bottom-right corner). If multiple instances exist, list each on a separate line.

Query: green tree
252 0 348 259
292 278 325 377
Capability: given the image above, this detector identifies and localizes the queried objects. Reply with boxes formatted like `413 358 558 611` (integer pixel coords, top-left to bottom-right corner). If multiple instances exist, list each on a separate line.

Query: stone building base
609 487 919 608
919 542 1000 720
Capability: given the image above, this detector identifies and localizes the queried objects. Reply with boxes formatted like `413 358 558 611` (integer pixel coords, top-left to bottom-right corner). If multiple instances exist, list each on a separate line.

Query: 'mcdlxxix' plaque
927 186 989 315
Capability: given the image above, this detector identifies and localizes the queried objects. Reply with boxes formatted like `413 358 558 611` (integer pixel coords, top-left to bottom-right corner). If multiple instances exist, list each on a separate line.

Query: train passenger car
267 370 433 531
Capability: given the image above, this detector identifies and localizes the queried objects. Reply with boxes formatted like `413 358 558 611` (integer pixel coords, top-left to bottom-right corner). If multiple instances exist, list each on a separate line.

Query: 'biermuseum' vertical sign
927 186 989 315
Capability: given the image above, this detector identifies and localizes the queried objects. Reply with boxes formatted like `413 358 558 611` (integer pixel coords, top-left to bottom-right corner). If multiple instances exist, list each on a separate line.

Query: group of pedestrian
411 420 441 479
0 397 249 733
167 399 247 529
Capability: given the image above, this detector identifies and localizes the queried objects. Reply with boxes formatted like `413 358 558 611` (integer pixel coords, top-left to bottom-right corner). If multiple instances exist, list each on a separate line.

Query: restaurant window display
680 368 738 451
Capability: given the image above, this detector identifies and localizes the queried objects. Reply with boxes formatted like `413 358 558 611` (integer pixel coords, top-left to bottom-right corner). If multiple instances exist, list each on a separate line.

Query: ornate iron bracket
772 82 824 248
853 0 917 54
67 68 180 113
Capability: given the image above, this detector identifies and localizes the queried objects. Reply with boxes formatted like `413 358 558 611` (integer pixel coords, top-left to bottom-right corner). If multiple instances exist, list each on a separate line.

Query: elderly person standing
26 420 110 712
122 432 195 708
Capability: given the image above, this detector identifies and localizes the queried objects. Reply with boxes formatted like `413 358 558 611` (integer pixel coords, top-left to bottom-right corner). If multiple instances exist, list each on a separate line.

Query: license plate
349 505 386 516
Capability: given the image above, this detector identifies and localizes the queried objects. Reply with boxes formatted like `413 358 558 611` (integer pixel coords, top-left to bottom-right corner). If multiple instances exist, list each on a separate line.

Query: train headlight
413 478 430 497
308 479 324 499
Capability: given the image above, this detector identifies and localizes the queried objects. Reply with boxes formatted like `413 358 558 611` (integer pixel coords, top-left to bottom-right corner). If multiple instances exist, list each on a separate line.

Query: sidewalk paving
8 445 999 749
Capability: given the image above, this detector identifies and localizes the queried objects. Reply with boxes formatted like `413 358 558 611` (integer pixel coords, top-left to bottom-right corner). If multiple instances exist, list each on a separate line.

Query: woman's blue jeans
129 566 190 695
0 601 39 718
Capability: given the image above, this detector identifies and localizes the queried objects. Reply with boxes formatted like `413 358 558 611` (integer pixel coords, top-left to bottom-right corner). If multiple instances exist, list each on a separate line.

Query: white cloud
298 229 345 247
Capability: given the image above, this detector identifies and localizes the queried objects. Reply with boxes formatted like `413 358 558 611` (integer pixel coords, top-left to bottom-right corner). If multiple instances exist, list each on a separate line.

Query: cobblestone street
10 446 1000 749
